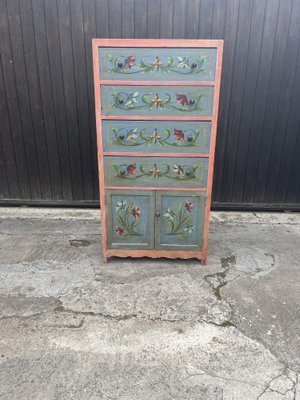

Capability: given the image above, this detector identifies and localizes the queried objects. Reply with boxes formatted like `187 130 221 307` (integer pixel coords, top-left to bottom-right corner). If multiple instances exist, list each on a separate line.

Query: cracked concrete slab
0 315 288 400
0 207 299 399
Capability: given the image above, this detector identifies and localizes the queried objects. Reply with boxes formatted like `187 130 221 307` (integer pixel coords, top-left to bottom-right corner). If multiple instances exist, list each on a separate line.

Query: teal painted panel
100 85 214 116
106 190 154 249
104 157 208 188
156 191 206 251
99 47 217 81
102 121 211 154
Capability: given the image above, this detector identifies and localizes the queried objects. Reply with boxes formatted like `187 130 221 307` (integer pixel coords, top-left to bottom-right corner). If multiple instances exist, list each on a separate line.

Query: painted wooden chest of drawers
92 39 223 264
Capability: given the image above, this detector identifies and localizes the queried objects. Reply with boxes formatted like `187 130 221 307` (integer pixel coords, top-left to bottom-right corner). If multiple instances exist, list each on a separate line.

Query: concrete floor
0 208 299 400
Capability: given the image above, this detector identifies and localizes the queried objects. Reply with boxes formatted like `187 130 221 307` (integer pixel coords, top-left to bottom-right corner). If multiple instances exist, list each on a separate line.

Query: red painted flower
131 207 141 220
127 163 137 175
174 129 184 141
185 201 194 213
116 227 124 236
176 93 188 106
124 55 136 69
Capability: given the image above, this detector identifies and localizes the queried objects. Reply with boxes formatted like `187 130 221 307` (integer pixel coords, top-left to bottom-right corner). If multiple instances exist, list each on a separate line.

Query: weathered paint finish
102 121 211 154
106 190 154 249
100 85 214 116
104 157 208 188
99 47 217 81
155 191 206 251
93 39 223 264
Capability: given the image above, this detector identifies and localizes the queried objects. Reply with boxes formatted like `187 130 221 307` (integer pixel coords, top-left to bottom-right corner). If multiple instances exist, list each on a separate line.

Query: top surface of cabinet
98 47 217 82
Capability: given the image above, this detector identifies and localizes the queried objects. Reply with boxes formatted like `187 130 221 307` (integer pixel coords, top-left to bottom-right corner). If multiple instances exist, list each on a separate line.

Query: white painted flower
183 224 195 235
177 56 191 69
116 200 127 211
163 208 174 220
126 128 138 140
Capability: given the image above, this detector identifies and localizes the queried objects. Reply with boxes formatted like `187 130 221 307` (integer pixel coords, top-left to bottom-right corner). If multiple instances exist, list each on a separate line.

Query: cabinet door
155 191 206 251
106 190 154 250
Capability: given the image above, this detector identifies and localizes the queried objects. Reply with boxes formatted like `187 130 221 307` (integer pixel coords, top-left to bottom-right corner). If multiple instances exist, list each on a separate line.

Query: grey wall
1 0 300 210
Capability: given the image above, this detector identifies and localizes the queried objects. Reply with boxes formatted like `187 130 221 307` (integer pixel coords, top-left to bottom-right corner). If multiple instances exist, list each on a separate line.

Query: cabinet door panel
100 85 214 117
106 190 154 249
155 191 206 251
102 121 211 154
104 157 208 188
98 47 217 81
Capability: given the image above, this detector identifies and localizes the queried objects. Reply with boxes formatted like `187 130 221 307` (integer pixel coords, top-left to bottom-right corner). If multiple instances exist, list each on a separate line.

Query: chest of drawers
92 39 223 264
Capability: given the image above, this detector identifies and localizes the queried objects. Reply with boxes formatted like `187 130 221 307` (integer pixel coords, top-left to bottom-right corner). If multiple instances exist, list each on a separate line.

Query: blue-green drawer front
104 156 208 188
102 121 211 154
99 47 217 81
100 85 214 117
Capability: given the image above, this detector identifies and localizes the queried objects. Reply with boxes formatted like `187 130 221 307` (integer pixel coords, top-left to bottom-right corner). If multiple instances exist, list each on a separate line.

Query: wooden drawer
100 85 214 117
104 156 208 188
102 121 211 154
98 47 217 81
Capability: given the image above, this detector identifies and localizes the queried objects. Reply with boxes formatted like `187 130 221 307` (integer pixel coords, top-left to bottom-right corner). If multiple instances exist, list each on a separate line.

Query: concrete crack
203 254 238 327
256 368 297 399
185 367 266 392
204 254 236 300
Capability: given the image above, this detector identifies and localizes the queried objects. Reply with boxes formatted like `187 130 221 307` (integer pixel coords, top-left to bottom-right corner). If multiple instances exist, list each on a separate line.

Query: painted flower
173 164 184 176
146 129 161 144
124 54 136 69
131 207 141 220
173 129 184 141
185 201 194 213
164 208 175 220
116 227 124 236
126 128 138 140
127 164 137 175
148 164 161 177
177 56 191 70
116 200 127 211
176 93 188 106
150 56 164 71
151 93 164 109
124 92 139 106
183 224 195 235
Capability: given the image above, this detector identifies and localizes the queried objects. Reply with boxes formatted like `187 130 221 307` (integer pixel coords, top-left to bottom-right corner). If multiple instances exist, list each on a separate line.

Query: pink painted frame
92 39 223 264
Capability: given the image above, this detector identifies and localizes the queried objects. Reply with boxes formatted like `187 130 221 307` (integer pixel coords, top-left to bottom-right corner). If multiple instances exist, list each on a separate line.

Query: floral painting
163 200 195 237
113 162 198 181
111 91 204 113
107 54 207 76
112 127 201 148
115 200 143 239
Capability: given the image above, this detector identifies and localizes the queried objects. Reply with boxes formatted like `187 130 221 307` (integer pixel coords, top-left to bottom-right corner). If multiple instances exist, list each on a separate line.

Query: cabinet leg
201 258 206 266
102 254 108 263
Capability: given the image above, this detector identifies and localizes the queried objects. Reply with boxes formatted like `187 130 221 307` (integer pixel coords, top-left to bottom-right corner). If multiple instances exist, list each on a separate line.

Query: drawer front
102 121 211 154
155 191 206 251
106 190 154 249
104 157 208 188
100 85 214 117
99 47 217 81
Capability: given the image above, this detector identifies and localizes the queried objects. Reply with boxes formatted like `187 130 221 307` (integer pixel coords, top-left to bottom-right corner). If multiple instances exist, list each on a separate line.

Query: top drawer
98 47 217 82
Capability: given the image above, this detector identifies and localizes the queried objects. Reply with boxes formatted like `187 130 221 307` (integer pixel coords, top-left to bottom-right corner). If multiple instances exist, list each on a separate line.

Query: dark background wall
1 0 300 210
